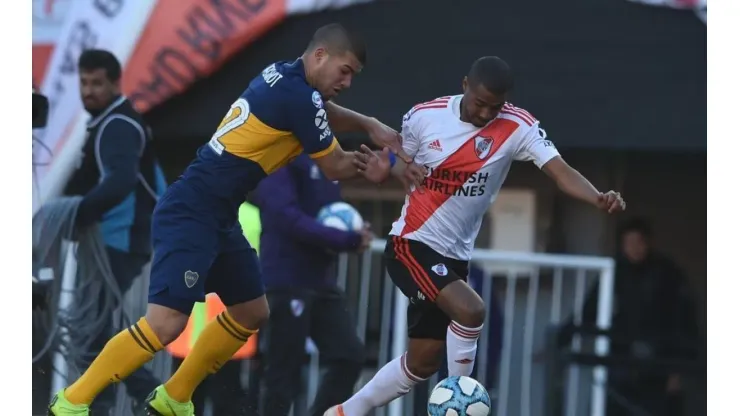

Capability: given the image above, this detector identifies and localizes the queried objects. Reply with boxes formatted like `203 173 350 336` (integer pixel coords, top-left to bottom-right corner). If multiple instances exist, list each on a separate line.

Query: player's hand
365 118 413 164
354 144 391 184
597 191 626 214
357 223 374 252
397 162 427 194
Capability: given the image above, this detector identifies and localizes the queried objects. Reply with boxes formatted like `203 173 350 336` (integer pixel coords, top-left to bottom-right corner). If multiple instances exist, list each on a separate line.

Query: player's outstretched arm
325 101 412 163
324 100 375 133
542 156 626 214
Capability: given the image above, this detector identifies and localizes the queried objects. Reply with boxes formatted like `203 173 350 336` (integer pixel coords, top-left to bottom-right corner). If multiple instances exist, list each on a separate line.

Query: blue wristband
388 151 397 168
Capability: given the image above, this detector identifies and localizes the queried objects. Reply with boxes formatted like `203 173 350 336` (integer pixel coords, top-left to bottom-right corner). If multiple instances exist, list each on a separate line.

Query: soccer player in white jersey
326 56 626 416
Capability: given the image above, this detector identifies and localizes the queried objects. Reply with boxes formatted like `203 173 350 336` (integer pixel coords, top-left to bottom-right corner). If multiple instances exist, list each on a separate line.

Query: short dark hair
78 49 122 82
467 56 513 95
307 23 366 65
619 217 653 239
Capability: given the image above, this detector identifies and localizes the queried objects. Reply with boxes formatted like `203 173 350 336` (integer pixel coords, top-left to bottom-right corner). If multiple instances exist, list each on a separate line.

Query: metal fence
52 238 615 416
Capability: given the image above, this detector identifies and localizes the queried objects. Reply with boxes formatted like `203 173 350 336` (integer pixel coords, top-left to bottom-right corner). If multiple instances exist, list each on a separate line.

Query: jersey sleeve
287 88 337 159
400 108 422 157
514 122 560 168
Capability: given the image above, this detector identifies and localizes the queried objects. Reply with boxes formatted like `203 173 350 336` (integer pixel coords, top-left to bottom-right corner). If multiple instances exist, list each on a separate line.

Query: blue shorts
148 192 264 315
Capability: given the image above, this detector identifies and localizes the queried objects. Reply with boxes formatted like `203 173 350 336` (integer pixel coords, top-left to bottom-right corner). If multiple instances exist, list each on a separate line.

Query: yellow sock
66 317 164 405
164 311 256 402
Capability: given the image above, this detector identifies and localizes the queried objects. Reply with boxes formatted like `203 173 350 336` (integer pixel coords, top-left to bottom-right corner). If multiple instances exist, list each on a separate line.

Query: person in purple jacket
254 153 373 416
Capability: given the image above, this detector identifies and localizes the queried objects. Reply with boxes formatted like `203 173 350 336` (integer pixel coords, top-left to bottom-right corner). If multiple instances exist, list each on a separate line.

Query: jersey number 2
208 98 251 155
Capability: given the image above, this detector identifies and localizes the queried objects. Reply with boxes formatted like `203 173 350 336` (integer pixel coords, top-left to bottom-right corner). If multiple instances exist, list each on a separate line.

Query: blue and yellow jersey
176 59 338 222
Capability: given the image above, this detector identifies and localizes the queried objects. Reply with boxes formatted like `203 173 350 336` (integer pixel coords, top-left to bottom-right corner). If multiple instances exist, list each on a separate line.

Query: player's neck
299 54 318 88
458 96 471 124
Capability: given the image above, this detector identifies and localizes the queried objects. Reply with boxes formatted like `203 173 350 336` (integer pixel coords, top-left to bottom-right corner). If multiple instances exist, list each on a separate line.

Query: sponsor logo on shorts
432 263 448 276
184 270 199 288
455 358 473 364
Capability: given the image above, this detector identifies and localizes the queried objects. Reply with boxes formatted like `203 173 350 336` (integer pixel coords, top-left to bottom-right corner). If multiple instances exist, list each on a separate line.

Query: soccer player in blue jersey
49 23 424 416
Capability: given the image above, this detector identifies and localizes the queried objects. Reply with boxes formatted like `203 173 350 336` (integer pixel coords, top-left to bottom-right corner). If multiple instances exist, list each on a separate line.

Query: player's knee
144 304 190 345
457 297 486 328
226 296 271 330
438 281 486 328
251 306 270 328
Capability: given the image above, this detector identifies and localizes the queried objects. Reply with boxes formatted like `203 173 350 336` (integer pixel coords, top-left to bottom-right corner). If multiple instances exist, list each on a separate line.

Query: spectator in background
63 49 166 414
560 218 699 416
254 154 372 416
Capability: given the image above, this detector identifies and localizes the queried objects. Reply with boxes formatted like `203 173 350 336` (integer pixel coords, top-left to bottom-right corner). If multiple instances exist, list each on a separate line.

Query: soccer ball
316 202 363 232
428 376 491 416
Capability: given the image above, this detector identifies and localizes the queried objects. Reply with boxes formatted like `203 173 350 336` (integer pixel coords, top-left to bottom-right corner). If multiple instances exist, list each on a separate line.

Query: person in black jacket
63 49 166 414
560 218 700 416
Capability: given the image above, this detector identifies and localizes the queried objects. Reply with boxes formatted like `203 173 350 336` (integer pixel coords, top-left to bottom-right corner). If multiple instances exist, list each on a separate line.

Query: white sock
447 321 483 377
340 353 425 416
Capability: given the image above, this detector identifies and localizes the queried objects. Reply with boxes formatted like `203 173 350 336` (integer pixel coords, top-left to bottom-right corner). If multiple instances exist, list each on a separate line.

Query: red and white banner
32 0 71 84
123 0 373 113
32 0 374 211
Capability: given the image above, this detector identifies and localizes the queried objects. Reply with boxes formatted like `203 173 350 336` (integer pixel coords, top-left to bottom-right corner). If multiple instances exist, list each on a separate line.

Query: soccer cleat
144 385 195 416
47 390 90 415
323 405 346 416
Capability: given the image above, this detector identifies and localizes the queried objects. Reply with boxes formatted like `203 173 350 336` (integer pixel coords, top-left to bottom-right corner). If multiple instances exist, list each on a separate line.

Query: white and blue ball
427 376 491 416
316 202 363 232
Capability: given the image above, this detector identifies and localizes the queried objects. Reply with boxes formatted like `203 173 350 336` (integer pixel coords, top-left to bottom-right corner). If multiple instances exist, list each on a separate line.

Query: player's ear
314 47 328 64
462 76 468 93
